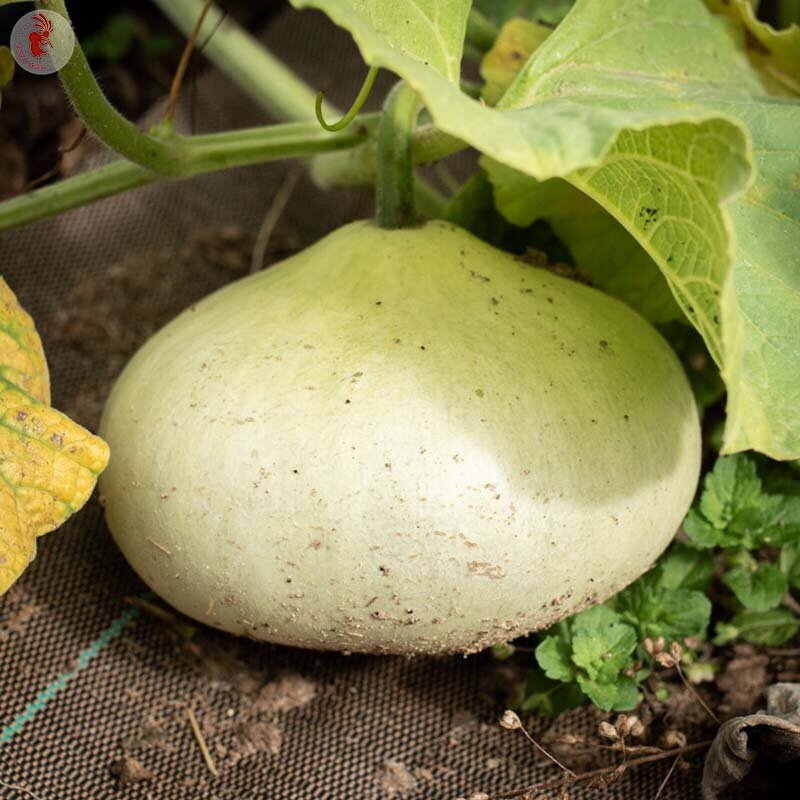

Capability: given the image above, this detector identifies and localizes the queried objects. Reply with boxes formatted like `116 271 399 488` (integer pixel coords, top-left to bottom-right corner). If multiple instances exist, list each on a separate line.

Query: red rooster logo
28 13 54 58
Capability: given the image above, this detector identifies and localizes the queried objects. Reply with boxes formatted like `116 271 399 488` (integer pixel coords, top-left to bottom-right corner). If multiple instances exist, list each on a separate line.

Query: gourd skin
100 220 700 655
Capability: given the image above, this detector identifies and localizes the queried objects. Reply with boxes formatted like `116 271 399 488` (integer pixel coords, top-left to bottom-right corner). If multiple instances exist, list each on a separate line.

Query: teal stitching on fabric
0 604 142 747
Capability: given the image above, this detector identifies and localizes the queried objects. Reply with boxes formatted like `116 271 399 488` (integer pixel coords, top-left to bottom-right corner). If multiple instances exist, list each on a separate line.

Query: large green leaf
707 0 800 96
717 99 800 457
293 0 800 458
302 0 472 84
481 167 682 323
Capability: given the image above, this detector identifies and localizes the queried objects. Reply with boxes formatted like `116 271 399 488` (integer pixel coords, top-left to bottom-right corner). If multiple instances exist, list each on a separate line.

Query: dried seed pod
629 718 646 738
624 659 643 677
621 714 640 735
499 709 522 730
670 640 683 662
663 729 687 749
655 651 676 668
599 721 619 740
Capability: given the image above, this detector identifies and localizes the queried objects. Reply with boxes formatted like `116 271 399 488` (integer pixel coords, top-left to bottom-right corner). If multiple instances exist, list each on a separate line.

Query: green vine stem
316 67 379 131
0 0 460 232
154 0 467 180
376 83 421 229
0 122 369 233
311 124 466 191
0 162 156 234
37 0 186 174
36 0 346 172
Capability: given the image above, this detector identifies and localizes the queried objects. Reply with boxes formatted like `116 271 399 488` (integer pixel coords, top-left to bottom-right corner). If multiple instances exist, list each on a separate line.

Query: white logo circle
10 10 75 75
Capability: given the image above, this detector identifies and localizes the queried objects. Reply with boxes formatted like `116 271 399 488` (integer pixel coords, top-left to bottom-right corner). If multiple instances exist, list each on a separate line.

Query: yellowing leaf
480 19 551 106
0 279 50 404
0 278 109 595
0 46 14 90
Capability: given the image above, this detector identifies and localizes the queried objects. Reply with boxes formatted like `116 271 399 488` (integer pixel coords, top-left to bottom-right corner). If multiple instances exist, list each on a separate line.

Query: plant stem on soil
0 123 367 233
497 740 713 798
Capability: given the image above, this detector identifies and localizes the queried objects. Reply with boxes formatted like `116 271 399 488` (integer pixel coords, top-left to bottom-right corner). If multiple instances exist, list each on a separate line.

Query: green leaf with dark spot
480 168 682 323
480 19 551 105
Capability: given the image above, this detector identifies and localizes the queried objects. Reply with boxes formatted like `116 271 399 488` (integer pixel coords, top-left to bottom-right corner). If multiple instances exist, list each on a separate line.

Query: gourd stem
375 83 421 230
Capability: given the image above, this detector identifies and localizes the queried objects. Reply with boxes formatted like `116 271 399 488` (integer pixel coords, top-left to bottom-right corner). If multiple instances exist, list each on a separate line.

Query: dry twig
673 662 720 725
0 777 44 800
26 125 88 189
186 707 219 777
165 0 215 120
496 740 713 799
653 755 680 800
500 711 576 778
250 166 303 273
655 642 720 724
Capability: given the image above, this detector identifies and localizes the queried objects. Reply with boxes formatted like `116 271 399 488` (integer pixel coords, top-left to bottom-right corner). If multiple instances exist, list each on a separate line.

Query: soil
716 646 771 716
380 759 421 797
0 585 40 644
255 673 317 715
52 224 299 428
109 755 155 784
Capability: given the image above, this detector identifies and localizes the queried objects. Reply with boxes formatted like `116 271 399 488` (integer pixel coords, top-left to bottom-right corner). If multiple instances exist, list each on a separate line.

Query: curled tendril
316 66 379 132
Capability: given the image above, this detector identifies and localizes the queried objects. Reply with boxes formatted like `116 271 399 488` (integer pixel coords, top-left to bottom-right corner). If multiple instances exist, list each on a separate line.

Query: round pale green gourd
100 220 700 655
